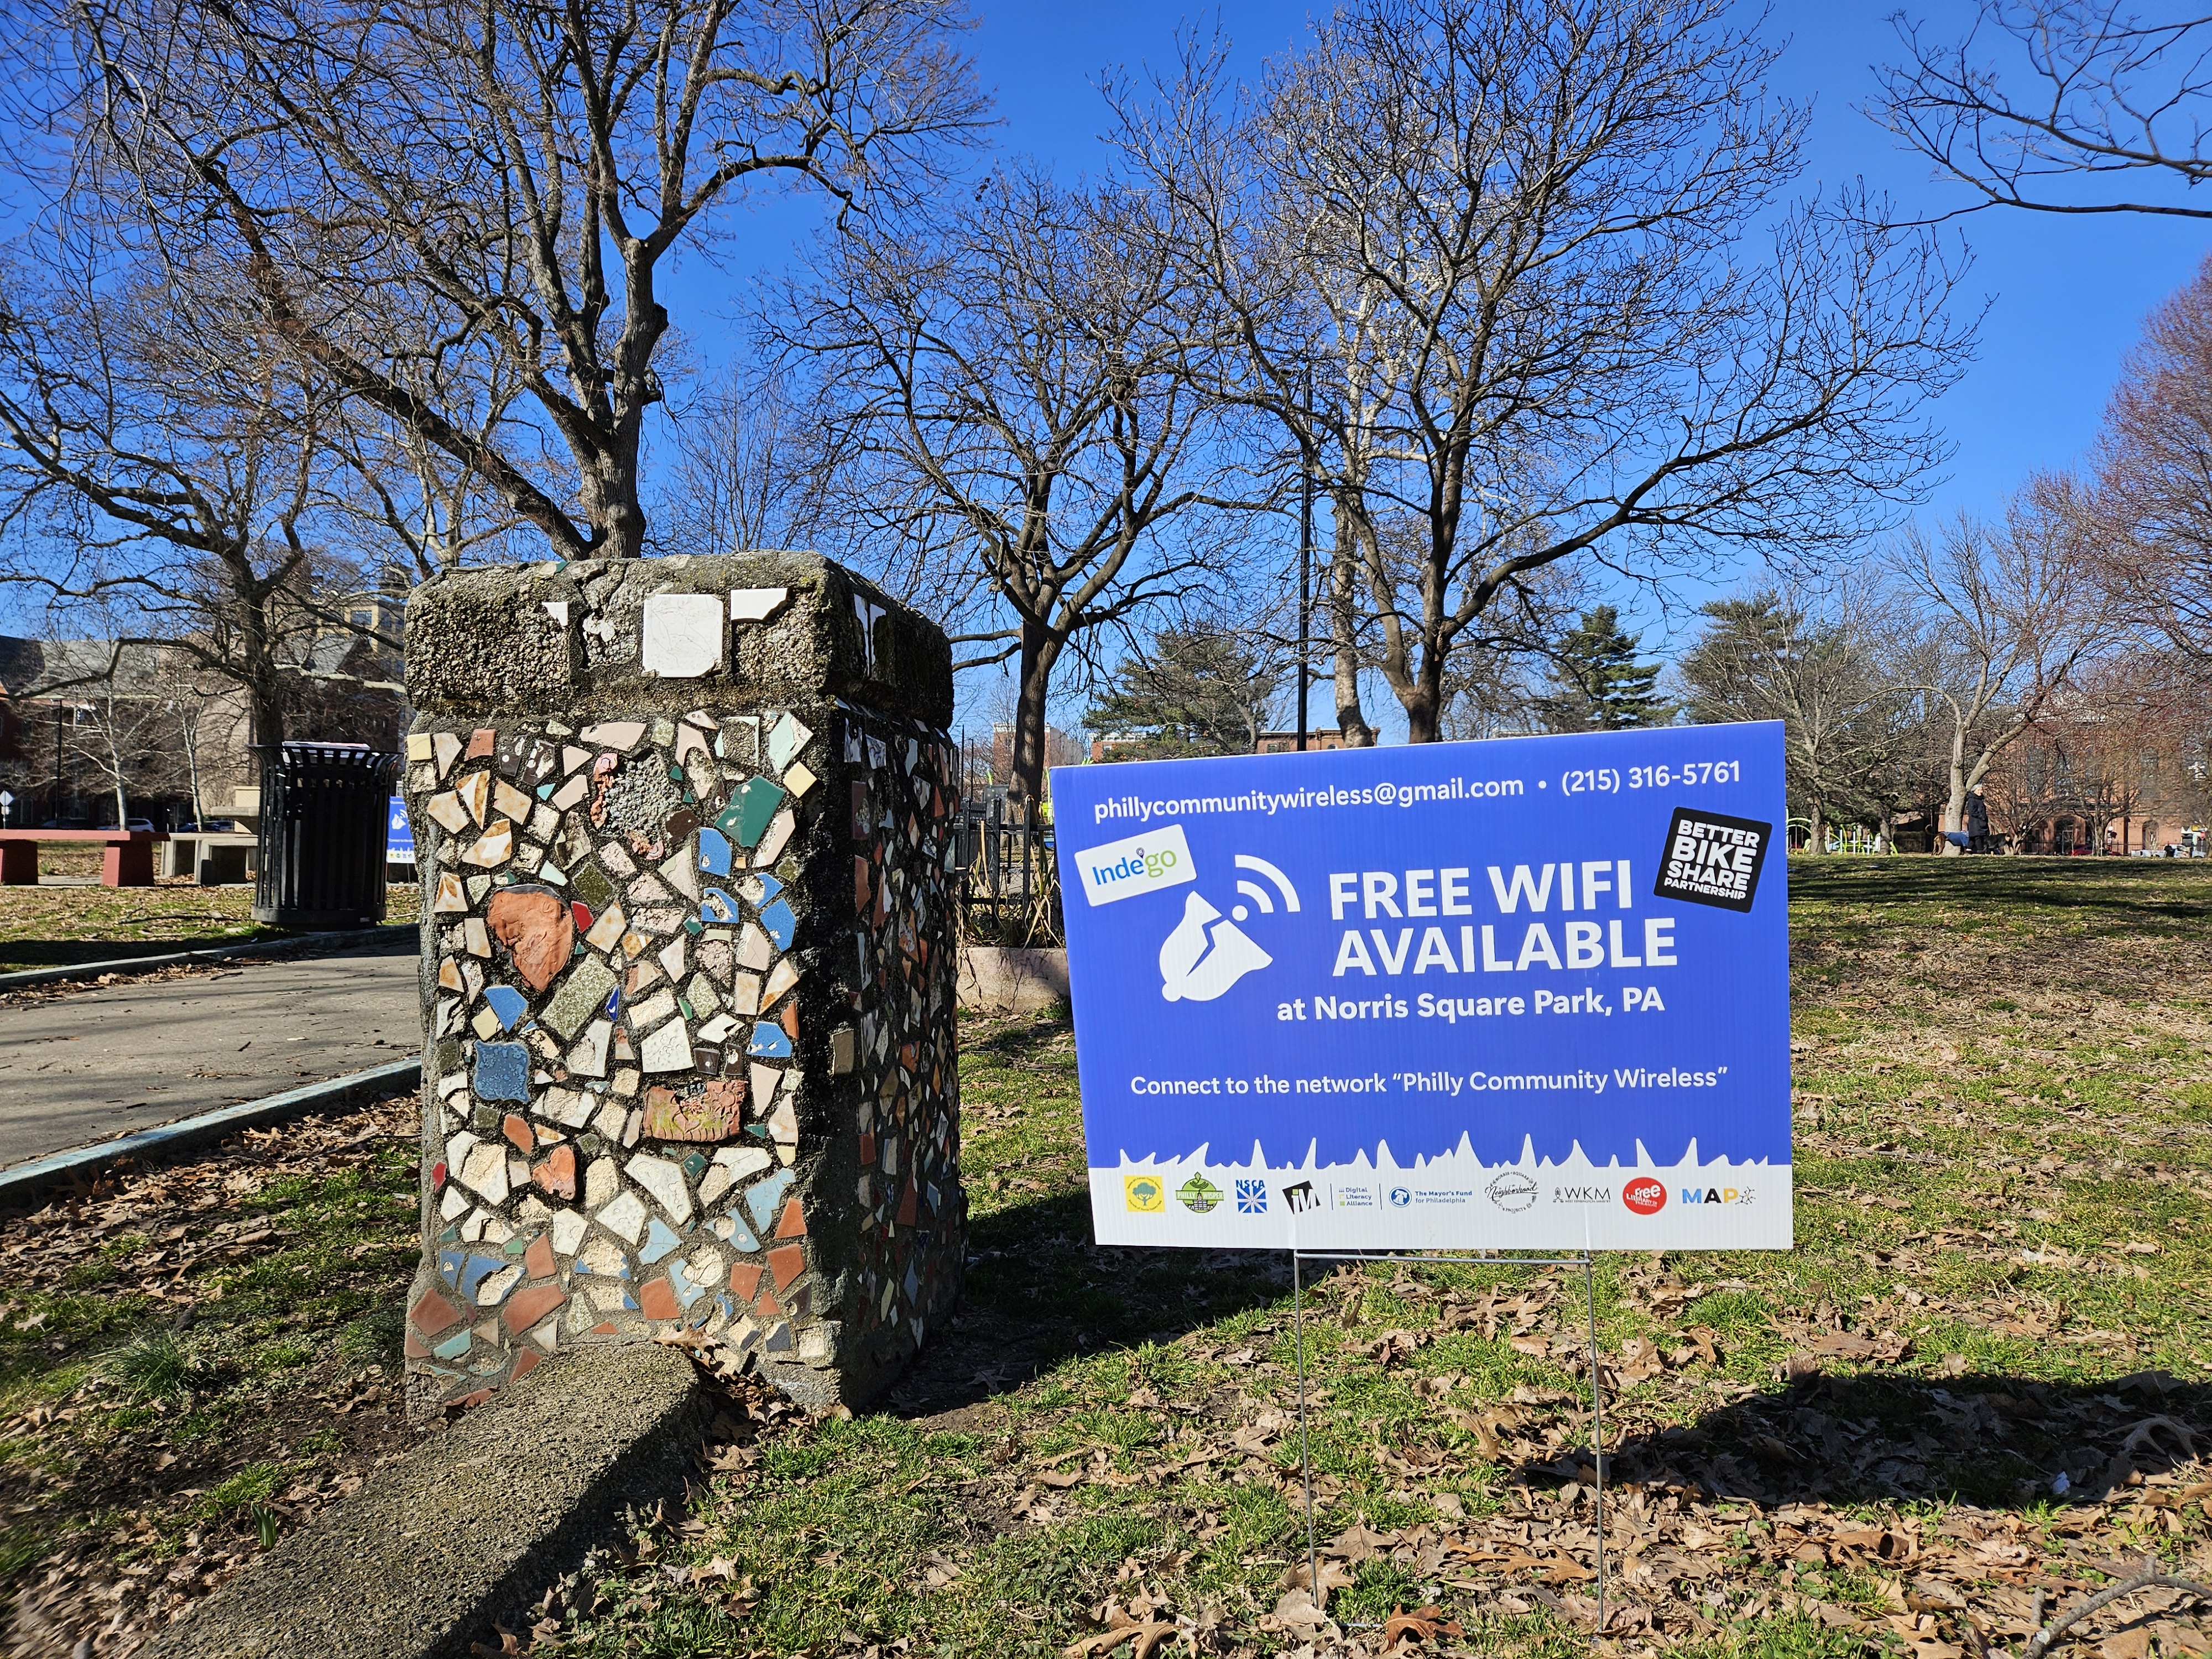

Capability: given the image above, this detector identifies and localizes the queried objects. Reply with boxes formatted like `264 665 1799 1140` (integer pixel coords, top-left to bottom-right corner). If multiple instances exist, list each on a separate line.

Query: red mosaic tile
775 1198 806 1239
757 1288 782 1318
502 1113 534 1154
768 1243 806 1292
511 1349 545 1381
523 1233 555 1280
637 1275 680 1321
447 1387 495 1411
465 728 495 759
780 1000 799 1041
896 1179 917 1227
410 1286 465 1337
404 1327 431 1361
532 1142 577 1199
728 1262 763 1301
499 1283 568 1337
589 1321 619 1336
487 886 575 992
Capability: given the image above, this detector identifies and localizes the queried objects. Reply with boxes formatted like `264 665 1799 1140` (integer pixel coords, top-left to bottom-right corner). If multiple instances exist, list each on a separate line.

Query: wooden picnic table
0 829 168 888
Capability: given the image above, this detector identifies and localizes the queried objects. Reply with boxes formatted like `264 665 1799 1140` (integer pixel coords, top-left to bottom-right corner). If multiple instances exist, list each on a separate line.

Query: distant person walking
1964 785 1990 854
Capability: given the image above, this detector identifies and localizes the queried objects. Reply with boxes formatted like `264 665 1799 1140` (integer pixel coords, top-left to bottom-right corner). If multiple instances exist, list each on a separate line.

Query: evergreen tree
1534 607 1672 731
1084 626 1282 758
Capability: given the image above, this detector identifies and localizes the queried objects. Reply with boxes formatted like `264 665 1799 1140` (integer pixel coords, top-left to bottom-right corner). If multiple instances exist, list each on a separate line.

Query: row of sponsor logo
1122 1170 1757 1217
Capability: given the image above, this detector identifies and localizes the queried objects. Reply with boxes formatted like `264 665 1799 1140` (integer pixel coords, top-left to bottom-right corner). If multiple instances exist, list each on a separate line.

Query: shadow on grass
1599 1364 2208 1514
880 1190 1292 1420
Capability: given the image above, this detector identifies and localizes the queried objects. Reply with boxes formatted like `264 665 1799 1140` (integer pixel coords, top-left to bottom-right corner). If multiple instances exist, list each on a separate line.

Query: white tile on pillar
641 592 726 677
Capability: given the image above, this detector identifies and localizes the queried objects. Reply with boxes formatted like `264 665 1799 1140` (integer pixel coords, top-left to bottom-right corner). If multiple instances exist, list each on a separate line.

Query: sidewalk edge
0 1057 422 1203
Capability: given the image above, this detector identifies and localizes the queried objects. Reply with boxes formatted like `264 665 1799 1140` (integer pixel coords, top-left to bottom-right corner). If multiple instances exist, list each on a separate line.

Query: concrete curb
0 923 417 992
148 1345 709 1659
957 944 1069 1016
0 1057 422 1203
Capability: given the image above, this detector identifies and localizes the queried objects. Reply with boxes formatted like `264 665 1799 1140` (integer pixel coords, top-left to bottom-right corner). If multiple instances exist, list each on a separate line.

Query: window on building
349 610 371 630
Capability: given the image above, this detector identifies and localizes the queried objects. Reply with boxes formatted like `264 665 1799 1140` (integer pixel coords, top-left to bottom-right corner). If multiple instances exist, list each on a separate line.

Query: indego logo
1076 825 1197 907
1622 1176 1668 1215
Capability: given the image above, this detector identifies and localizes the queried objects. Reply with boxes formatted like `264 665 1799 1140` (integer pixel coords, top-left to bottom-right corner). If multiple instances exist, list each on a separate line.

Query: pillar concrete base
398 552 964 1412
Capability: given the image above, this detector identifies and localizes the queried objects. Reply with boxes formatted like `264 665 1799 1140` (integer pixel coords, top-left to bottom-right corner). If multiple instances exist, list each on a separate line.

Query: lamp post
1296 369 1314 754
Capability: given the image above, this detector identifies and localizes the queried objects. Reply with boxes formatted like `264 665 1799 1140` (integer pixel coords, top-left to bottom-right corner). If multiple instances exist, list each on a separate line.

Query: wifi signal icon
1230 854 1300 924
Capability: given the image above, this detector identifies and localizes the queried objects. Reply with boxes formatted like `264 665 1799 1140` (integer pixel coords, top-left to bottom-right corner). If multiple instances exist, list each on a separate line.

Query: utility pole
1297 367 1313 754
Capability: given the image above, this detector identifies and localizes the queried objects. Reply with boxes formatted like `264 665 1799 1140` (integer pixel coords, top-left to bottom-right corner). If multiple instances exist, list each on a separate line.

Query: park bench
0 828 167 888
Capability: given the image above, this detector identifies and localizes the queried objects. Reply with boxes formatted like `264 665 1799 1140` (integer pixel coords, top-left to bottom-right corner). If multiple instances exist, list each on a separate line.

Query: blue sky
676 3 2211 733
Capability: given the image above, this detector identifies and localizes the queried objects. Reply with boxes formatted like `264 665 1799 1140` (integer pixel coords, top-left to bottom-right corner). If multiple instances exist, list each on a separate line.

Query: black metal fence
955 792 1062 946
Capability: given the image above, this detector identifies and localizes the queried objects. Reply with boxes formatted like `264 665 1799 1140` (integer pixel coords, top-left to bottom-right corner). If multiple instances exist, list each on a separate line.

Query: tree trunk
1806 797 1824 855
1327 526 1374 747
1007 621 1060 818
181 712 206 828
1940 727 1968 858
1405 644 1443 744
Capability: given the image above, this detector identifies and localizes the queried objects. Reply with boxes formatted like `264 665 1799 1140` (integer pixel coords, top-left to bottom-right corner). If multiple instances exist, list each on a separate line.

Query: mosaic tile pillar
397 553 965 1412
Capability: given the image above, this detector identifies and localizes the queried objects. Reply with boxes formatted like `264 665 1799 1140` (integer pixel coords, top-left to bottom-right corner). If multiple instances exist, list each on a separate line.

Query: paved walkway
0 933 419 1170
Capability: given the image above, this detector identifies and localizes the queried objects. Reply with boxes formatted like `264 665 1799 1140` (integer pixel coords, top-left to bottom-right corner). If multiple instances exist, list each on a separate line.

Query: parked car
93 820 156 833
175 821 238 833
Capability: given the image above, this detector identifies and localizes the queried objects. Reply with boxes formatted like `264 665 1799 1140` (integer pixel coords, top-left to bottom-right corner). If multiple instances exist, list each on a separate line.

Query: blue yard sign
1050 722 1792 1251
388 795 416 864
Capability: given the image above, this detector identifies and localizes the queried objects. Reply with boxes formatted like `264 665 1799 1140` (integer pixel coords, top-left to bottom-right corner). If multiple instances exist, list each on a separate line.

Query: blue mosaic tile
747 1021 792 1059
457 1254 508 1300
753 872 784 905
433 1330 472 1360
474 1041 531 1101
438 1248 466 1287
745 1168 795 1234
759 899 796 950
698 827 731 877
483 985 529 1031
681 1151 708 1182
669 1261 708 1311
700 886 740 925
640 1217 682 1264
724 1209 761 1252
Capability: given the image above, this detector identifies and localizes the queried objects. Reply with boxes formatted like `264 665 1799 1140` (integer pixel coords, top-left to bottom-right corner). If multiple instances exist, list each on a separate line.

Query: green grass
0 1096 423 1624
549 858 2212 1657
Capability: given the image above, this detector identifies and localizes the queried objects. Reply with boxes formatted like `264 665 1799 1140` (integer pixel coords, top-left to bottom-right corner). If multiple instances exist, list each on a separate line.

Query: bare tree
1678 580 1925 852
2093 254 2212 656
0 251 341 748
27 0 987 565
1893 484 2117 855
776 165 1259 808
1879 2 2212 221
660 362 821 555
1114 1 1974 745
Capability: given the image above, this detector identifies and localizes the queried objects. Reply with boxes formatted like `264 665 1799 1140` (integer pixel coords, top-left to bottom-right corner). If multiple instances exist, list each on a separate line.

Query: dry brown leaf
1380 1604 1465 1647
1063 1619 1179 1659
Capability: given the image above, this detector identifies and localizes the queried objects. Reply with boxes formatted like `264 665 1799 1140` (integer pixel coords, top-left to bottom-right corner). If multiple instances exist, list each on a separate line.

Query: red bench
0 829 169 888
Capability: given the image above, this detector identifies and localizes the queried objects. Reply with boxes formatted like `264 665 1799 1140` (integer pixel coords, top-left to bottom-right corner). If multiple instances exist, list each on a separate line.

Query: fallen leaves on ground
0 1094 425 1656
